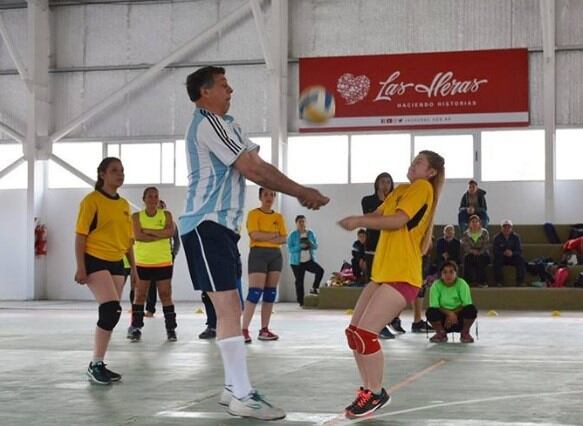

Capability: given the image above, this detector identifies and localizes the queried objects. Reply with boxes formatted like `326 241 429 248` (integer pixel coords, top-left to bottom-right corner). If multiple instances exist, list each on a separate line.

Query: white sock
217 335 253 399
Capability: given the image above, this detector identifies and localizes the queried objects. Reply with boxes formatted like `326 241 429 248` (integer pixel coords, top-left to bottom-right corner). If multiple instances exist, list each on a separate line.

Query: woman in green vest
128 186 178 341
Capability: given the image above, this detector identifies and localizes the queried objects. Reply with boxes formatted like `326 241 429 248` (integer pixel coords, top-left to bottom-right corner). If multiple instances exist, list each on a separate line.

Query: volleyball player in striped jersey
180 66 328 421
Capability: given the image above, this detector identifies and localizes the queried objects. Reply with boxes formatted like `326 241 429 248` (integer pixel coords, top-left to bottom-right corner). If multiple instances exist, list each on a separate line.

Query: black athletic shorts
181 220 242 292
85 253 125 276
136 265 173 281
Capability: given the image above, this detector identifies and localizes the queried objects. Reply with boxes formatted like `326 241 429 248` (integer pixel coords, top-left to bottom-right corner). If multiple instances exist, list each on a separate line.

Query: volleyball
299 85 336 124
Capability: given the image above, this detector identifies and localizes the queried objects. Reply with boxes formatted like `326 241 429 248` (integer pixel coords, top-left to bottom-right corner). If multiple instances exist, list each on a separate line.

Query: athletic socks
131 304 144 328
163 304 177 331
216 335 253 399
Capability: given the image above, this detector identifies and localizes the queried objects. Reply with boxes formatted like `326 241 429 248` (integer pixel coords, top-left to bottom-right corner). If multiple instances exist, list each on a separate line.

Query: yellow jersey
76 190 133 262
246 208 287 248
134 209 173 267
371 179 433 287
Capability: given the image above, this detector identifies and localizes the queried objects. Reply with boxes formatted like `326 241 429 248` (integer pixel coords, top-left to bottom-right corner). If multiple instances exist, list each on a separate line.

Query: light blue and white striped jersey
179 108 258 236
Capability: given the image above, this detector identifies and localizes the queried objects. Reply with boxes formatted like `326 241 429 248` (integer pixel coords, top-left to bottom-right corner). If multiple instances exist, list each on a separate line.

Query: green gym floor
1 301 582 425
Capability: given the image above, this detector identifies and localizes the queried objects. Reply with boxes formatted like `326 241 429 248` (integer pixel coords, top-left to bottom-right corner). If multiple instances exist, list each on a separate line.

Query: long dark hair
95 157 121 190
373 172 394 193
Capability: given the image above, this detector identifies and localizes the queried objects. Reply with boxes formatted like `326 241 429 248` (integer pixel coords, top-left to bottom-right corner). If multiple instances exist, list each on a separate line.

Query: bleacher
304 224 583 311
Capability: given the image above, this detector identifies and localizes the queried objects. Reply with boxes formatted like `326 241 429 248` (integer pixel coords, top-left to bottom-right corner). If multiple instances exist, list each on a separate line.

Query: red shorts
385 282 419 304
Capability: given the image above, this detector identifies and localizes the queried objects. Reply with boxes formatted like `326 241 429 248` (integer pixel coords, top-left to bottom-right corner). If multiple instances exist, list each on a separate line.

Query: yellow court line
320 358 447 426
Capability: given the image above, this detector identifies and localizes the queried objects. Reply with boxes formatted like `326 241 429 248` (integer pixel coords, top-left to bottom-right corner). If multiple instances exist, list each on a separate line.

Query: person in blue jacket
287 215 324 306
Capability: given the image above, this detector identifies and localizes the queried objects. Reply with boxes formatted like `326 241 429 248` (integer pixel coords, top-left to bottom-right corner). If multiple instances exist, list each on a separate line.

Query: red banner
299 48 529 132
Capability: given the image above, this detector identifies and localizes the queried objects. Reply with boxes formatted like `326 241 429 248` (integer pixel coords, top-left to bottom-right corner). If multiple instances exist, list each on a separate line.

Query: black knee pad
97 301 122 331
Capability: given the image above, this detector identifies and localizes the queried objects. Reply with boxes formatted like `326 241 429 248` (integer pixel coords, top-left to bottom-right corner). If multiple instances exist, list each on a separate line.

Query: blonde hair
419 150 445 255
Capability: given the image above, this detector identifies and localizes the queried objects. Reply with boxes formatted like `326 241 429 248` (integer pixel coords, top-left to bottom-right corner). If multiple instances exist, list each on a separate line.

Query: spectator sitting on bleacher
458 179 489 233
426 260 477 343
462 214 490 288
351 229 367 283
493 219 526 287
436 224 461 271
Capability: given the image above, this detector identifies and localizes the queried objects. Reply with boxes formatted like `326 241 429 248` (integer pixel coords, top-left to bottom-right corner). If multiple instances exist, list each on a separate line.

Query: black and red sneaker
345 387 365 410
345 388 390 418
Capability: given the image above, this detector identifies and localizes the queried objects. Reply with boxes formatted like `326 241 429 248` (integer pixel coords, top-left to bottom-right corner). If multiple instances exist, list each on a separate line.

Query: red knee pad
353 327 381 355
345 324 357 350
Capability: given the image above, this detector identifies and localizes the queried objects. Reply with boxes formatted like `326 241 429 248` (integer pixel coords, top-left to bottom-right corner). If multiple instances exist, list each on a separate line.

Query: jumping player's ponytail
419 150 445 255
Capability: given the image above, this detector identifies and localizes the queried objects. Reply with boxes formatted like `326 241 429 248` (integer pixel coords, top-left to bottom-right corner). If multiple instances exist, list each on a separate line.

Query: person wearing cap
461 214 490 287
458 179 489 233
436 224 461 271
492 219 526 286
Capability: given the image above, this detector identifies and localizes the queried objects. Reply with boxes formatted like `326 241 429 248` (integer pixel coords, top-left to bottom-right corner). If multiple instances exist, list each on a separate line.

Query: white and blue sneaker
227 390 286 420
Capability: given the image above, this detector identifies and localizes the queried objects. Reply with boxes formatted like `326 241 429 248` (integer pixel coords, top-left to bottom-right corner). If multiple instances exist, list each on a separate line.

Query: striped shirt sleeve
198 110 244 166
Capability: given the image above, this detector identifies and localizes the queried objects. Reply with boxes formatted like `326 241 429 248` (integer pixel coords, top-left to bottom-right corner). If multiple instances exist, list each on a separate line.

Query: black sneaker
128 327 142 342
167 330 177 342
198 327 216 339
309 288 319 295
378 327 395 340
389 317 406 334
345 388 390 418
104 365 122 382
87 361 111 385
411 320 433 333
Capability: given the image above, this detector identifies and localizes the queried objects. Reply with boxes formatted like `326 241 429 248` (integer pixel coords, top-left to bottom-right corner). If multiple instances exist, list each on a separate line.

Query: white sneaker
227 390 286 421
219 387 233 406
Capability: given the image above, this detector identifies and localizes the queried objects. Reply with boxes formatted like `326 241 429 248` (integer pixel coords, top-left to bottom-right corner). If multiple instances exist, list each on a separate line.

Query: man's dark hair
357 228 366 236
468 179 478 186
295 215 306 223
186 66 225 102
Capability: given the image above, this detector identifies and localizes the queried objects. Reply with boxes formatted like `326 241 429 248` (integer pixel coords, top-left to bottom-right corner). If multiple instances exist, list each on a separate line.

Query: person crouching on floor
426 260 477 343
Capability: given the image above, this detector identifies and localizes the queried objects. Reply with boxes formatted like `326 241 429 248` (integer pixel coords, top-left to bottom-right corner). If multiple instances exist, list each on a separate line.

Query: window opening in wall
481 129 544 181
414 134 474 179
287 135 348 184
351 133 411 183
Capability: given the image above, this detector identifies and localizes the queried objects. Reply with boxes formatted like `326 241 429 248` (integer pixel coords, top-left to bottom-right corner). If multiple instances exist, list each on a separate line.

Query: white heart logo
336 73 371 105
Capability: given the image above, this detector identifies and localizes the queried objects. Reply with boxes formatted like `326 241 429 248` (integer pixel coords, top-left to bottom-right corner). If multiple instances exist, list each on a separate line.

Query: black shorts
85 253 125 276
181 220 242 292
136 265 173 281
248 247 283 273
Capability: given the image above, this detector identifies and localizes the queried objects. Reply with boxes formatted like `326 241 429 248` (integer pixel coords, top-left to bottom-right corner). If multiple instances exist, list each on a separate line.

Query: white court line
321 359 447 426
337 389 583 425
156 410 338 423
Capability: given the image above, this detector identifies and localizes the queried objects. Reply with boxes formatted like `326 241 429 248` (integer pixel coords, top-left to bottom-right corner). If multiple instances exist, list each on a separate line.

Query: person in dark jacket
436 224 461 271
351 229 367 283
492 219 526 286
458 179 489 233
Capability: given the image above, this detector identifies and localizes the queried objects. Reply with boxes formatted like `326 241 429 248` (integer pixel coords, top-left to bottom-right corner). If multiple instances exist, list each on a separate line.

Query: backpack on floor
543 222 561 244
549 267 569 288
